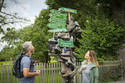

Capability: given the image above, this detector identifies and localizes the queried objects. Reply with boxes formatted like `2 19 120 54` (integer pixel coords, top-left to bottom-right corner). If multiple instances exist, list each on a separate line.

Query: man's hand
80 65 86 71
35 70 40 76
23 68 40 77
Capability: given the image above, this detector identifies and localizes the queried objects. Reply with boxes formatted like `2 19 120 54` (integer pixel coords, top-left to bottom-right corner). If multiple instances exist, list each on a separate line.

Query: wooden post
4 65 6 83
8 64 9 83
74 62 76 83
72 51 76 83
68 12 71 23
1 63 3 83
58 8 75 83
61 47 66 83
62 63 66 83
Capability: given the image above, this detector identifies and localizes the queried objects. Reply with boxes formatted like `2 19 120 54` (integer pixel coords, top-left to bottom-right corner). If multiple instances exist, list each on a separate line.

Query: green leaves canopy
20 9 51 61
75 16 125 61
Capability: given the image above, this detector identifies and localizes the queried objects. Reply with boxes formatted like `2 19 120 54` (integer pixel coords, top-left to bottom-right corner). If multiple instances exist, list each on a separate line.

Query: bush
75 15 125 61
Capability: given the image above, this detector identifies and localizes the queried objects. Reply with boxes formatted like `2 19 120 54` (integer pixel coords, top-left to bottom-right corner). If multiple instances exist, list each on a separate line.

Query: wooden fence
0 60 123 83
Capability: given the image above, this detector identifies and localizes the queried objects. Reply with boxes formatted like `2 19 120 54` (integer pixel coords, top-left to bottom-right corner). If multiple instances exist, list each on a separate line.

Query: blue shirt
19 55 35 83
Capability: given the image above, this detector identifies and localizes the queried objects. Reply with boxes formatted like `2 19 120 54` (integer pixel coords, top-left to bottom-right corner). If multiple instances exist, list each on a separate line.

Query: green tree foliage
94 0 125 23
0 27 24 61
0 0 30 34
45 0 125 61
1 28 21 45
75 15 125 61
46 0 97 28
46 0 125 28
0 43 23 61
20 9 51 62
0 46 13 61
1 0 125 63
0 9 51 62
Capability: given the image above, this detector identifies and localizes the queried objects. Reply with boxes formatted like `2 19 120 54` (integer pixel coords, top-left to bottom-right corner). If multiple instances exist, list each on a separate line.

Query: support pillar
62 63 66 83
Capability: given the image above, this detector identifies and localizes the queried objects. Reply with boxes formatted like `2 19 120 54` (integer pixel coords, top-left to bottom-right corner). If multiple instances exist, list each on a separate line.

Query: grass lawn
0 61 12 65
49 60 58 63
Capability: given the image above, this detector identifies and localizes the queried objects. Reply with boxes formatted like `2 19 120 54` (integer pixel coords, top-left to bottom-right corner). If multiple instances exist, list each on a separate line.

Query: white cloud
3 0 47 22
0 41 7 51
0 0 48 51
31 0 47 9
0 34 7 51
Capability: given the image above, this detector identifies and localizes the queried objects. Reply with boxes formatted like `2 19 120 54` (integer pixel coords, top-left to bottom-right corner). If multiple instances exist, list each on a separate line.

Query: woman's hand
80 65 86 71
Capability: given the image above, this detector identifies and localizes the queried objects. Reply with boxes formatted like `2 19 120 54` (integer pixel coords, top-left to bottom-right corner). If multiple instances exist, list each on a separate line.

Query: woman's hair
86 50 100 68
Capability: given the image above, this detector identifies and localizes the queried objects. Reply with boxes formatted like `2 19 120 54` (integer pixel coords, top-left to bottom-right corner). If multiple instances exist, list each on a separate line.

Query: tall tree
0 0 29 34
1 9 51 63
45 0 125 77
20 9 51 63
46 0 97 27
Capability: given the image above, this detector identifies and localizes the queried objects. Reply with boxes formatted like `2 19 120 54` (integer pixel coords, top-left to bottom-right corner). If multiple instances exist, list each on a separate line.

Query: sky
0 0 48 51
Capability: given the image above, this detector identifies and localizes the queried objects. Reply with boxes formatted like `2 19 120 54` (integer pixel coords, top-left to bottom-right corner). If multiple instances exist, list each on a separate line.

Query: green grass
49 60 59 63
0 61 13 70
0 61 12 65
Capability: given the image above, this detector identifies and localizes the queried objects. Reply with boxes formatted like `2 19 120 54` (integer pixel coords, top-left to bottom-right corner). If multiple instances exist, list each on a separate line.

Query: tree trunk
45 52 48 68
109 0 125 23
109 0 125 78
117 42 125 78
0 0 4 12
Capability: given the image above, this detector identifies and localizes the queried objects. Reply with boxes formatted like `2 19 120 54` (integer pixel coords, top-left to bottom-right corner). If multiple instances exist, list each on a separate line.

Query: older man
19 42 40 83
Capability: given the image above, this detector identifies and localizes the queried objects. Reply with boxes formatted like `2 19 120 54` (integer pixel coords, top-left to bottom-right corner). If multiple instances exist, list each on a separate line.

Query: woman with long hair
78 50 100 83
